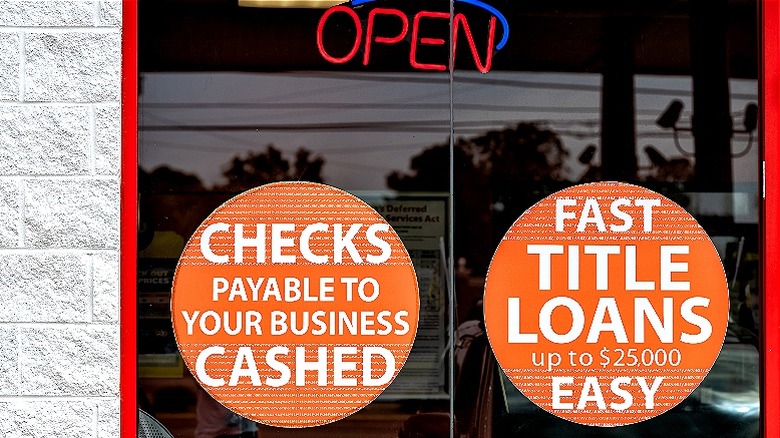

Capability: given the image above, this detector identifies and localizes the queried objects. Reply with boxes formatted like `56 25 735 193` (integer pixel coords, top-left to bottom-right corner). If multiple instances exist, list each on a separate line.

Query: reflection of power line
326 159 399 172
142 142 263 153
143 133 757 161
140 74 378 106
138 123 699 136
142 112 253 148
143 102 613 113
142 104 750 121
316 143 435 154
284 72 758 100
145 140 435 154
142 103 607 127
141 119 601 132
143 121 449 133
142 120 753 148
142 110 739 130
553 131 754 140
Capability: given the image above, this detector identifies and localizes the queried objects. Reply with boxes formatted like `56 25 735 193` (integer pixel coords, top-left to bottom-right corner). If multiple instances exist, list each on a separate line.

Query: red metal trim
763 1 779 437
120 0 139 436
116 1 774 436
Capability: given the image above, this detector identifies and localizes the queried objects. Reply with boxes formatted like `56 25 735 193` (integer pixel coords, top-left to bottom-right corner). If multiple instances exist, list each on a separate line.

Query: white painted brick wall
0 1 122 437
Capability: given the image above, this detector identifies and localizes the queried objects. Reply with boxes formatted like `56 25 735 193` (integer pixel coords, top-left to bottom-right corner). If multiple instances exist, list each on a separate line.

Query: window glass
138 0 760 437
451 1 759 436
138 2 451 436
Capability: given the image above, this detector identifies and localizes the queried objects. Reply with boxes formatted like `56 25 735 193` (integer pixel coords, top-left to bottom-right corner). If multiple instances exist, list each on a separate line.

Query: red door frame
120 1 138 436
762 1 780 437
119 0 778 436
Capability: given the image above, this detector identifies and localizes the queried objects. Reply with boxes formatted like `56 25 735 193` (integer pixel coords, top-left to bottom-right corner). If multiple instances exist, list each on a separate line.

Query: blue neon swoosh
349 0 509 50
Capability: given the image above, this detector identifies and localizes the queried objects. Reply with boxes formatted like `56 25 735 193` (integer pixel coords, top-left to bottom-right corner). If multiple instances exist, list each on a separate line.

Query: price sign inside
484 182 728 426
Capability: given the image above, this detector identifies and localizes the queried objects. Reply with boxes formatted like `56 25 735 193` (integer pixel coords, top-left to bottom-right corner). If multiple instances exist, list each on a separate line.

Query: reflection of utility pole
600 17 638 182
690 0 732 192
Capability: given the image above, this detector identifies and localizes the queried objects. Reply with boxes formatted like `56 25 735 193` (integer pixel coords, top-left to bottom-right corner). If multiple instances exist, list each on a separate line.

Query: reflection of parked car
401 322 759 438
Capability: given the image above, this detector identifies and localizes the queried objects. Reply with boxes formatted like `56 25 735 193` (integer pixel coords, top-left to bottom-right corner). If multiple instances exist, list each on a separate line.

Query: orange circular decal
172 182 419 427
483 182 728 426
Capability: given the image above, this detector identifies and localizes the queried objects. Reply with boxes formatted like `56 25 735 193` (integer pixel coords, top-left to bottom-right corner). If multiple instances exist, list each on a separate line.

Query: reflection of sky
139 71 758 191
139 72 450 190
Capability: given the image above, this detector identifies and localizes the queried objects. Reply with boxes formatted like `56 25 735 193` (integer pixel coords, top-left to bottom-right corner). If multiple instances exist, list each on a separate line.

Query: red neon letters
316 6 497 73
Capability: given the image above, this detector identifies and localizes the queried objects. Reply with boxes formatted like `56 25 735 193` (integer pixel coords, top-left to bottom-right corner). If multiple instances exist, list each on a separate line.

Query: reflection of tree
216 145 324 192
139 145 325 251
139 166 216 250
388 123 570 273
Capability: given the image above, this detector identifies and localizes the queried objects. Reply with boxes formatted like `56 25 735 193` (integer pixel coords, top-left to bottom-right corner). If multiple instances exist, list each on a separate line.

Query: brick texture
0 105 91 175
0 252 91 322
0 32 19 101
24 178 120 249
0 1 123 436
25 31 120 102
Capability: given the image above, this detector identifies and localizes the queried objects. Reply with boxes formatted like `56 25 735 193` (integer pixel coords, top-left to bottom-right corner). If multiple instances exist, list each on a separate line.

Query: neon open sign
316 0 509 73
